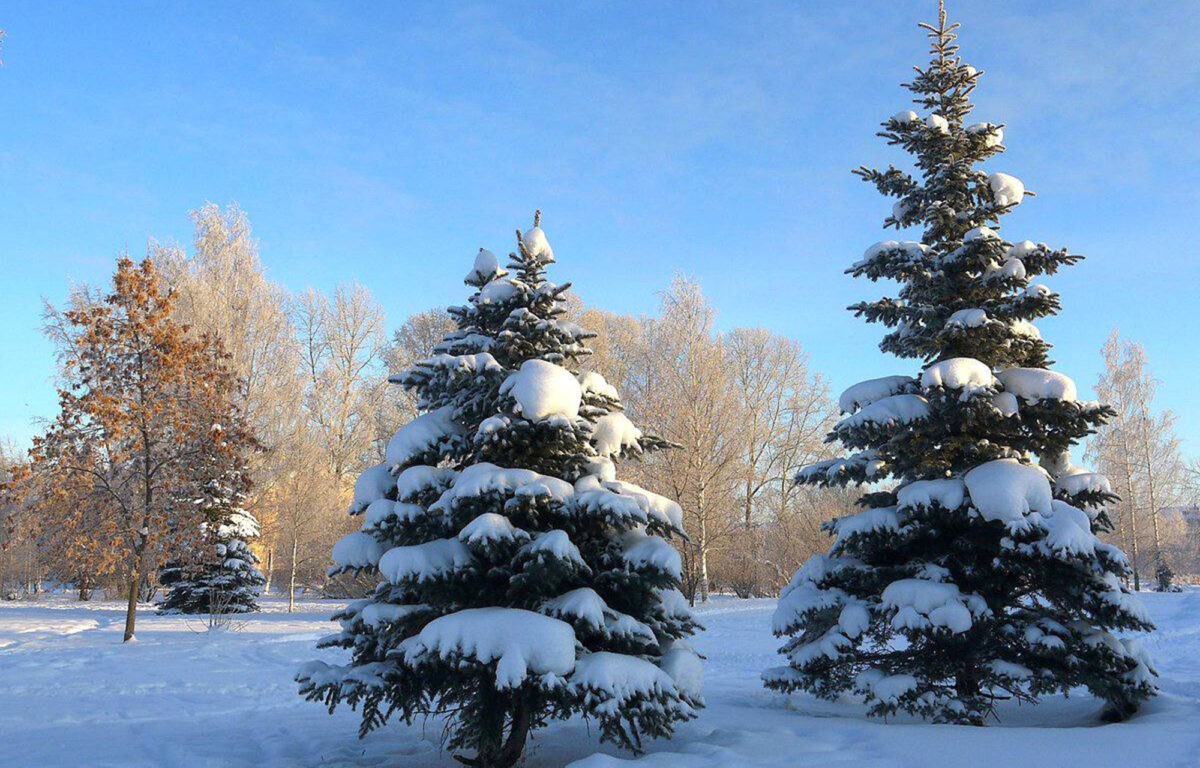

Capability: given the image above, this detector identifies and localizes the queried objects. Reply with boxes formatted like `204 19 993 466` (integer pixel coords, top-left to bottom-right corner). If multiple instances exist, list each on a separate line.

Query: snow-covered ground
1 592 1198 767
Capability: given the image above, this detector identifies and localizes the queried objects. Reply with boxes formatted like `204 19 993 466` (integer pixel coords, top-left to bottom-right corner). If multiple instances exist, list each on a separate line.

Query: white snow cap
882 578 985 634
967 121 1004 147
838 394 930 429
579 371 620 401
897 479 966 511
659 640 704 700
996 368 1078 403
332 531 388 569
379 538 475 584
988 172 1025 207
856 240 926 267
466 248 505 283
351 463 395 514
571 652 679 715
501 359 583 421
964 226 999 242
477 278 521 306
591 412 642 457
401 608 576 689
386 406 463 467
435 463 573 509
838 375 914 414
926 114 949 133
991 391 1020 417
964 459 1053 526
920 358 996 391
521 226 555 263
946 308 988 328
892 109 919 123
459 513 526 546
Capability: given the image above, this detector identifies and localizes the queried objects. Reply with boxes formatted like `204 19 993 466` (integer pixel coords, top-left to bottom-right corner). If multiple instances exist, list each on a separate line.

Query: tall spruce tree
298 214 702 768
764 4 1156 724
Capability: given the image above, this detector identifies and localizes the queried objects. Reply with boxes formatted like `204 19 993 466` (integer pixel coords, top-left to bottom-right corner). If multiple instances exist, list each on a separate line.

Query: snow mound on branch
400 608 576 689
926 114 949 133
351 463 394 514
501 359 583 420
591 412 642 456
519 530 586 566
988 172 1025 207
996 368 1078 403
946 308 988 328
363 496 401 523
882 579 982 634
459 513 527 545
1056 472 1111 497
991 391 1020 417
573 475 685 530
897 478 966 510
920 358 996 390
521 226 555 263
543 587 609 629
607 482 685 529
571 652 678 714
435 463 573 508
385 407 463 467
579 371 620 401
831 506 901 543
218 508 259 539
1010 320 1041 339
622 533 682 579
331 531 388 569
964 226 1000 242
964 459 1053 525
477 278 521 305
379 538 474 583
360 602 429 628
1042 500 1096 556
967 121 1004 147
892 110 919 123
857 669 918 703
419 352 502 375
854 241 927 268
660 640 704 700
838 394 929 429
465 248 504 283
838 375 914 413
985 255 1027 281
395 465 456 502
297 660 389 692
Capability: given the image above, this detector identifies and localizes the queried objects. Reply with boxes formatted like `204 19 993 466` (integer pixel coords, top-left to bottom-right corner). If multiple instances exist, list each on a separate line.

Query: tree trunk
1123 470 1142 591
458 697 532 768
123 566 141 642
698 494 710 604
288 536 298 613
1138 406 1166 579
263 548 274 596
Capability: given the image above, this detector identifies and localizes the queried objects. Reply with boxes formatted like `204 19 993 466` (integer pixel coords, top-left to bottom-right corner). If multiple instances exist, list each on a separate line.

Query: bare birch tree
1089 330 1188 590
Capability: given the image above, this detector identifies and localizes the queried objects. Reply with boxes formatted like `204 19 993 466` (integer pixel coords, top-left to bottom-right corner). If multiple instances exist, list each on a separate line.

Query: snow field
1 593 1199 767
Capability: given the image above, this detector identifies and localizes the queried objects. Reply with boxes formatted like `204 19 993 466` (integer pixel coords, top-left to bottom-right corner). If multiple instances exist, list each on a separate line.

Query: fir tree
298 213 702 768
764 3 1156 724
159 463 266 616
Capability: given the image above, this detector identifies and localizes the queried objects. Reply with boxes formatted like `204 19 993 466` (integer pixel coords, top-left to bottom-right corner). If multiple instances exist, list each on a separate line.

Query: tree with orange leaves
30 256 255 641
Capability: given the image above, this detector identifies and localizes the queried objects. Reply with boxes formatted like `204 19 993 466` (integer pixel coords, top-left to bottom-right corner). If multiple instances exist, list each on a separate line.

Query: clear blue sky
2 1 1198 455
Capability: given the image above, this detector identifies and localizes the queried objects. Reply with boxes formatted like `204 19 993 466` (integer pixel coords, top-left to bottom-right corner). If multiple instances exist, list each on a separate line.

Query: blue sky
2 1 1198 454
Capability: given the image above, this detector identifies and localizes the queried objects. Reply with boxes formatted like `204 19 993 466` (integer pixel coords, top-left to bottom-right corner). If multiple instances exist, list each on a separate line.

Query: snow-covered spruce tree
159 464 266 615
298 213 702 768
764 4 1156 724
